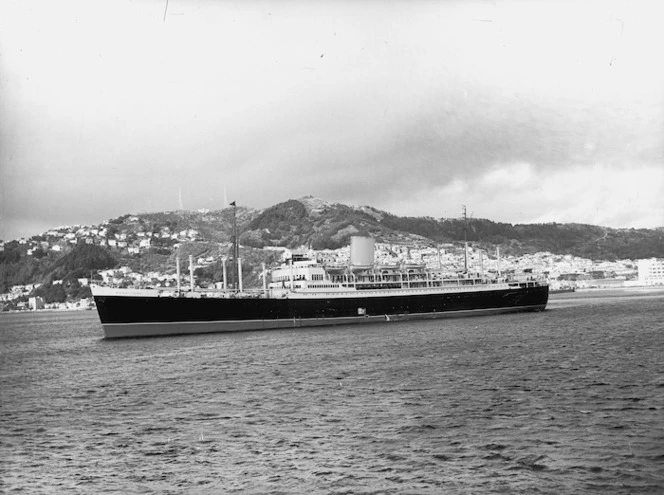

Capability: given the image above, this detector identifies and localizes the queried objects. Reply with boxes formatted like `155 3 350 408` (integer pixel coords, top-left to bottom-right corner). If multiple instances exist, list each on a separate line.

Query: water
1 290 663 493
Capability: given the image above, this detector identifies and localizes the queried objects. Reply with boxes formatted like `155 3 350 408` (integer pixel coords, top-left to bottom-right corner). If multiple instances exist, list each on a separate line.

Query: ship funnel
350 236 375 267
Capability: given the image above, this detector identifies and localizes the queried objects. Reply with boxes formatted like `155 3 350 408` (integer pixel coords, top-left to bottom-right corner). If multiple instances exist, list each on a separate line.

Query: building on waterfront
29 296 45 310
637 258 664 286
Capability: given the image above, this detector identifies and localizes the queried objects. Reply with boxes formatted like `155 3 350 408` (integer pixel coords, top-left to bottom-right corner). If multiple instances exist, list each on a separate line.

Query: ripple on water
1 294 664 493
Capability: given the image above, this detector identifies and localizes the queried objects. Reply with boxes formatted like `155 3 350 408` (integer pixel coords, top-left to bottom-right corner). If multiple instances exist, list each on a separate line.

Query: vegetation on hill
240 199 663 261
0 243 118 294
1 243 43 293
243 200 383 249
48 244 118 281
32 279 93 304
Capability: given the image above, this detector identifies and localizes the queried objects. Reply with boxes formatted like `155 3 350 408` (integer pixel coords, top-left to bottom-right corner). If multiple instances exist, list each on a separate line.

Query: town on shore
2 220 663 312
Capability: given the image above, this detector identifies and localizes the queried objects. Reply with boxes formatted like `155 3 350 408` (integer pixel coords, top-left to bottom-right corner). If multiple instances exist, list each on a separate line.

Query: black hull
94 285 549 338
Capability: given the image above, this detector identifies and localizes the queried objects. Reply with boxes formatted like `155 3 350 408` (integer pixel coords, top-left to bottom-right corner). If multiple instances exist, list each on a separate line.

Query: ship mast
497 245 501 279
462 205 468 273
230 201 238 290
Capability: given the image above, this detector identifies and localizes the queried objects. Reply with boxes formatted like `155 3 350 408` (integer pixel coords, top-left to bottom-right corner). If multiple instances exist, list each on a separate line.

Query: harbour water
1 289 663 493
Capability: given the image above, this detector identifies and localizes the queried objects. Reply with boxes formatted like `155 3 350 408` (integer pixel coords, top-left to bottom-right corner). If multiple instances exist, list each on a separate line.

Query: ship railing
345 276 514 291
508 280 548 289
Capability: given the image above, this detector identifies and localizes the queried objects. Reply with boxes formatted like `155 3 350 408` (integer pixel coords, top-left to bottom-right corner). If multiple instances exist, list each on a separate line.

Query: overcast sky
1 0 662 241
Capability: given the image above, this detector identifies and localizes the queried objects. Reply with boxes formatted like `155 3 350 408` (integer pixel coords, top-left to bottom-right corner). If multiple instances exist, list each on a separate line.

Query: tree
32 248 47 259
33 283 67 303
51 244 118 280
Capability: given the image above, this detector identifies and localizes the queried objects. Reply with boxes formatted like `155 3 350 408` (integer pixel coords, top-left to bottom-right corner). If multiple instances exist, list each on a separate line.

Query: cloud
380 162 664 228
1 0 663 240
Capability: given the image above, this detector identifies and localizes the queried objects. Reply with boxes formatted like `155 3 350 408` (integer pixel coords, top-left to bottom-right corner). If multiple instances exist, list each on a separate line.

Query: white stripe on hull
102 304 546 339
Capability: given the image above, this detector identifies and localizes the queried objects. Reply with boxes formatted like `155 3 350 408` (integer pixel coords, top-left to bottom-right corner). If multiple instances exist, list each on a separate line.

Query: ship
91 235 549 339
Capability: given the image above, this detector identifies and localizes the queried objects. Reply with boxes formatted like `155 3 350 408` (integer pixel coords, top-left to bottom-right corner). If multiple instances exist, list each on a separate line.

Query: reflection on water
1 290 663 493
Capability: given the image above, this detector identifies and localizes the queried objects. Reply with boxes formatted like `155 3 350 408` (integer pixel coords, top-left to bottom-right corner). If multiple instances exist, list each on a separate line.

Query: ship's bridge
268 254 338 290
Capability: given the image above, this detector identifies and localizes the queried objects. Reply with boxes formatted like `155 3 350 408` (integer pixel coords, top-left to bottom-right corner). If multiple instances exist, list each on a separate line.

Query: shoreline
555 286 664 295
0 307 95 315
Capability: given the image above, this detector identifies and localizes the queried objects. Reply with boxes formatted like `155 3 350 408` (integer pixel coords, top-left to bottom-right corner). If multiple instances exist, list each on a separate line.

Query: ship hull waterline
94 285 549 339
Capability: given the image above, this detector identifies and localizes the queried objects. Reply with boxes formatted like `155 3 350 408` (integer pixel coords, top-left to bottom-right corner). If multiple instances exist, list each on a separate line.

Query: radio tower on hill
178 187 184 211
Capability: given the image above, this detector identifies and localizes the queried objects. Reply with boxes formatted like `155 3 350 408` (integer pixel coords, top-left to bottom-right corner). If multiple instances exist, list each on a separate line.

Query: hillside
240 196 663 260
1 197 663 296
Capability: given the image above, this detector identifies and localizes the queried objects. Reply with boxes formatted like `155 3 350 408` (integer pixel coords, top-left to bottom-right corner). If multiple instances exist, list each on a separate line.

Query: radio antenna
462 205 468 272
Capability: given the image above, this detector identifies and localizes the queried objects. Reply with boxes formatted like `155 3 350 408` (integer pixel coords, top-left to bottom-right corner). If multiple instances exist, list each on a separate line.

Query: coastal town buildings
637 258 664 286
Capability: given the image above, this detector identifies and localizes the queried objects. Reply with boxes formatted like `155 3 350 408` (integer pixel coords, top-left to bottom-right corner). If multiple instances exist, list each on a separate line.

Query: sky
1 0 663 241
